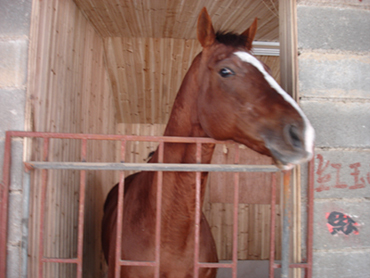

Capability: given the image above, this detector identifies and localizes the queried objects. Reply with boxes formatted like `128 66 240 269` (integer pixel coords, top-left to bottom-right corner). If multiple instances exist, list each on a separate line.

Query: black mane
215 31 247 48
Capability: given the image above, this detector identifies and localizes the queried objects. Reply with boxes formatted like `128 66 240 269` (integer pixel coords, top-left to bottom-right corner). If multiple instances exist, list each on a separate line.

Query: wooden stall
25 0 289 277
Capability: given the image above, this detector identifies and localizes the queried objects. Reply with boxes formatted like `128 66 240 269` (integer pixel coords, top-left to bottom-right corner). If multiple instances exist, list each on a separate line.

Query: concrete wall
0 0 32 277
297 1 370 277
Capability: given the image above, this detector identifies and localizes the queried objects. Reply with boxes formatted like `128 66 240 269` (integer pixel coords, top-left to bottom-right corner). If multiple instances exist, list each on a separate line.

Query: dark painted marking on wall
326 211 359 235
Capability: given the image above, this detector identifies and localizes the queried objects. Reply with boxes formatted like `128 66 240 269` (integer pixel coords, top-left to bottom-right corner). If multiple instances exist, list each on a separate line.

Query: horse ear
242 17 258 50
197 7 215 47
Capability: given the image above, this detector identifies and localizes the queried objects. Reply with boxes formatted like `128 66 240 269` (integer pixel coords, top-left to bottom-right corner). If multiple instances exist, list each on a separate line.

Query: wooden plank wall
26 0 117 277
104 37 203 124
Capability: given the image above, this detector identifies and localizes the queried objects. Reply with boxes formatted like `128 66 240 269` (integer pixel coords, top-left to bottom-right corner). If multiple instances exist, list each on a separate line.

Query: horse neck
149 53 215 224
161 53 214 164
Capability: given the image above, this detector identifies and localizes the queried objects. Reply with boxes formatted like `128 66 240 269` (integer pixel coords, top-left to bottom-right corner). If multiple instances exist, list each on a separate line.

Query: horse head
195 8 314 170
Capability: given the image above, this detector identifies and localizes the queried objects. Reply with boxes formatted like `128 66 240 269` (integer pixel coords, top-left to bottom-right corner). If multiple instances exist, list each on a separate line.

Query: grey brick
0 39 29 88
301 100 370 148
297 6 370 52
299 53 370 98
0 0 32 37
7 191 23 243
0 88 26 135
314 199 370 250
311 149 370 199
313 249 370 278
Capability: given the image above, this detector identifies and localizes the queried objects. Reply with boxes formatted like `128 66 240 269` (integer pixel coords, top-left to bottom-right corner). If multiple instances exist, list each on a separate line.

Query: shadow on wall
217 260 282 278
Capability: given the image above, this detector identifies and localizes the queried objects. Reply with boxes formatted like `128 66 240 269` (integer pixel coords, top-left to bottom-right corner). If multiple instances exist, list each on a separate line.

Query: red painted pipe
269 173 277 278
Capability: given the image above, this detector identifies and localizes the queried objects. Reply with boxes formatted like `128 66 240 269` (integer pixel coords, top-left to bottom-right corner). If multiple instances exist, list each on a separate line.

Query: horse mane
215 31 247 48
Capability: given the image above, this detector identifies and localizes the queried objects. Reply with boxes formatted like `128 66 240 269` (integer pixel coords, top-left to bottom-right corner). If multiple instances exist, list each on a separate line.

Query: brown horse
102 8 314 278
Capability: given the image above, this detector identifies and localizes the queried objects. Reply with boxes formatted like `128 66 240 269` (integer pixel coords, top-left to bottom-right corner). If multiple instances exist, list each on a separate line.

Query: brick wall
0 0 32 277
297 2 370 277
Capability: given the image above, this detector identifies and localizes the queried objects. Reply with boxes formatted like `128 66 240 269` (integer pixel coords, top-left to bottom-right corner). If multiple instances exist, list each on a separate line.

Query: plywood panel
203 202 282 261
209 144 281 204
26 0 117 277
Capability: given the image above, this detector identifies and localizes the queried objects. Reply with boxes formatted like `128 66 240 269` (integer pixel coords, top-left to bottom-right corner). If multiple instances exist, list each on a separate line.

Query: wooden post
279 1 301 277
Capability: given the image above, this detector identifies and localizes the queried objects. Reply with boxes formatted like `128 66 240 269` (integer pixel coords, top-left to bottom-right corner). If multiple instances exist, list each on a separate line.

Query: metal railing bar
199 262 310 271
274 263 310 269
6 131 231 144
114 140 126 278
119 260 157 267
154 141 164 278
0 132 12 277
77 170 86 278
281 171 292 278
305 159 315 278
21 171 31 278
232 145 240 278
24 162 280 172
198 262 234 268
193 142 202 278
269 173 277 278
38 138 49 278
76 139 87 278
35 260 310 269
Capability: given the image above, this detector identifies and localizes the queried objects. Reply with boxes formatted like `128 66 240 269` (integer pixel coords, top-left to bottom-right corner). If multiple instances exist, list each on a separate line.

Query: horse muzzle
264 123 315 170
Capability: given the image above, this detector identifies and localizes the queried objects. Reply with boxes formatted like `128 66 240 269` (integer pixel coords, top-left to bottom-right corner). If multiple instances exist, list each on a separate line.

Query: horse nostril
286 125 303 149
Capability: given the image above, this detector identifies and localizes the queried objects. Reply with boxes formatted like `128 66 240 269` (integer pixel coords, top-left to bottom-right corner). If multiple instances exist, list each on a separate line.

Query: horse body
102 8 314 278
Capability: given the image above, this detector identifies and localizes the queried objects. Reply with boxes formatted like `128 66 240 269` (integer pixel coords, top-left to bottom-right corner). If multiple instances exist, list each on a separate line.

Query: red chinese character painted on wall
349 163 365 189
330 163 348 189
315 155 369 192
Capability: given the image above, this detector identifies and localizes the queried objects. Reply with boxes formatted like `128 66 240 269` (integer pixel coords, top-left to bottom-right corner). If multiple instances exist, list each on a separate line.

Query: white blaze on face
234 51 315 158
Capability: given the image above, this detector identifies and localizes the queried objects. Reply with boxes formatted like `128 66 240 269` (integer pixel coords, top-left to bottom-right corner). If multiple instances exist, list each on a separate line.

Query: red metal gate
0 131 314 278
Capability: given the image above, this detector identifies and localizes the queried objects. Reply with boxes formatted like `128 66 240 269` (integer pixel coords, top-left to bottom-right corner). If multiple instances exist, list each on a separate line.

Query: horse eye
219 67 235 78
